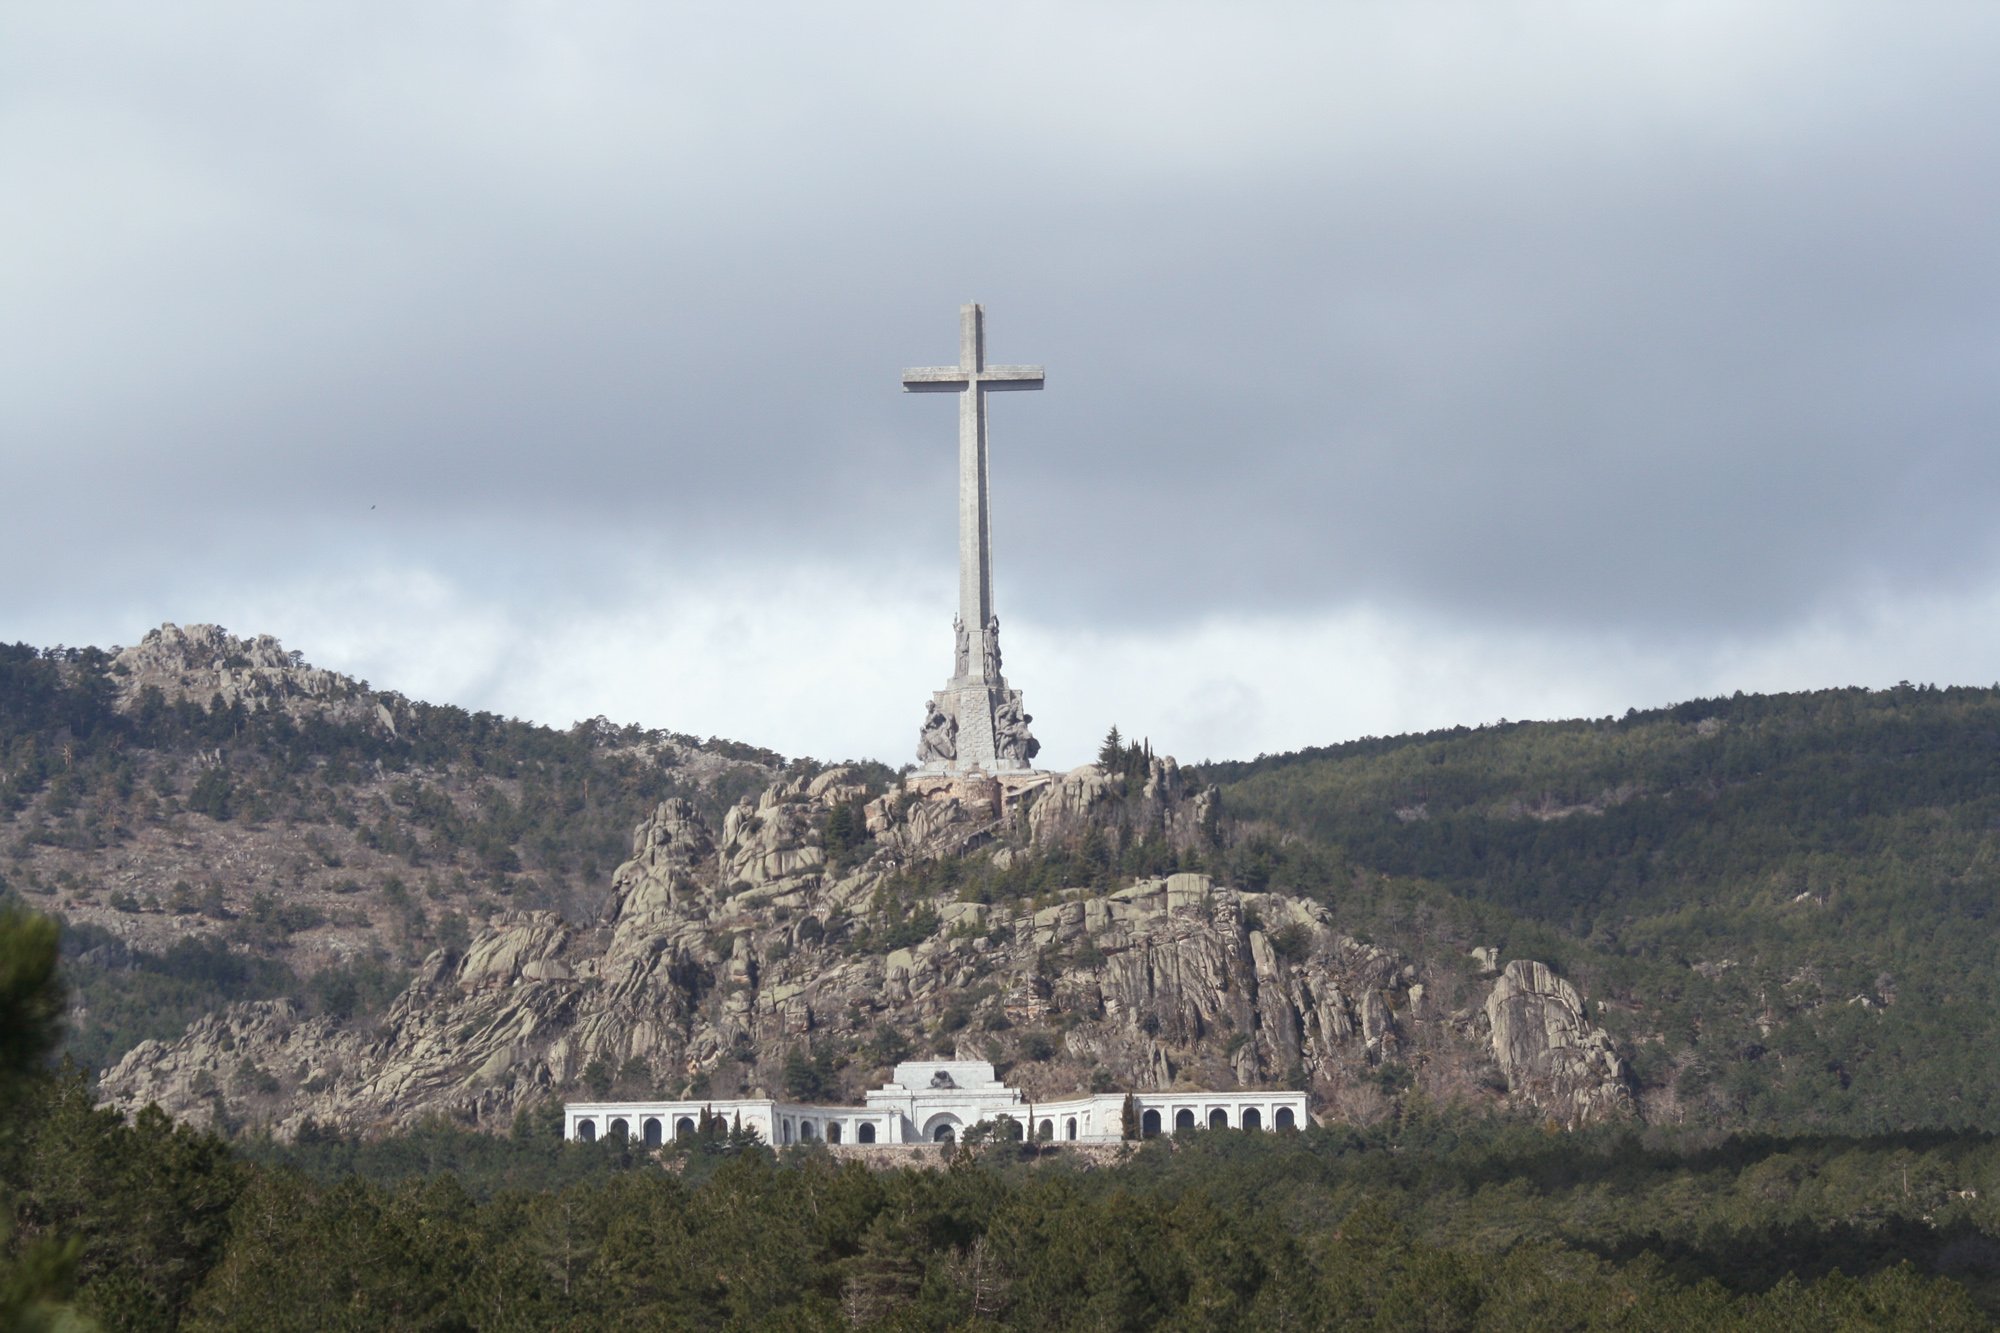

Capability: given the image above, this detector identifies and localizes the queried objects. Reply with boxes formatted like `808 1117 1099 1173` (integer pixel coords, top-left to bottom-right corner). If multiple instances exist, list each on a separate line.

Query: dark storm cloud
7 3 2000 657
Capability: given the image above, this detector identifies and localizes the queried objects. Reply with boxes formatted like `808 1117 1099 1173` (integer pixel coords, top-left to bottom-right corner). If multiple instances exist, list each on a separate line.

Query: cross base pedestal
916 678 1038 775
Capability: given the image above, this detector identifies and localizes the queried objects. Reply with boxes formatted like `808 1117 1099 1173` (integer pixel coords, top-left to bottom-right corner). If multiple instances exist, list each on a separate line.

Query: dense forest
5 912 2000 1328
1190 684 2000 1135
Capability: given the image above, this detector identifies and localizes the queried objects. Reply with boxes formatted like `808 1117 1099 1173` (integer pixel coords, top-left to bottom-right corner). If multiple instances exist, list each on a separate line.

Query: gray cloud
7 3 2000 749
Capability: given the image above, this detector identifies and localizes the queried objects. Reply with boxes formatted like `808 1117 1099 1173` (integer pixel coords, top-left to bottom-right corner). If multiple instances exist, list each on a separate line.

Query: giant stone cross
904 303 1042 773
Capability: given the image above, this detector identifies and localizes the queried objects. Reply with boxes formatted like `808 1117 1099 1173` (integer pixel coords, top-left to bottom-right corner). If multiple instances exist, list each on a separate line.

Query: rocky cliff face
99 758 1632 1136
1484 960 1635 1125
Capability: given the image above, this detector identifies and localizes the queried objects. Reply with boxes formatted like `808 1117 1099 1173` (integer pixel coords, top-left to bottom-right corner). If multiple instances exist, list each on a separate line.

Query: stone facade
565 1059 1307 1147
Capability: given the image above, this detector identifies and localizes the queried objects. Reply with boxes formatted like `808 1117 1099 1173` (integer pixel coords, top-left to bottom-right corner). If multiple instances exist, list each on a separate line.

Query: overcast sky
6 3 2000 768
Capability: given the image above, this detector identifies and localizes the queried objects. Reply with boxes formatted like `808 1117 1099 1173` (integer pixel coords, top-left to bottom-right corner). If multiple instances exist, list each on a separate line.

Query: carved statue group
992 694 1038 763
918 612 1038 770
917 701 957 762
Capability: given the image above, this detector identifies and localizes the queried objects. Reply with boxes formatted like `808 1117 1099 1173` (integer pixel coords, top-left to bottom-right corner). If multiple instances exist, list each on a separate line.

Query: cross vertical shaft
902 303 1044 684
959 304 993 649
903 303 1046 774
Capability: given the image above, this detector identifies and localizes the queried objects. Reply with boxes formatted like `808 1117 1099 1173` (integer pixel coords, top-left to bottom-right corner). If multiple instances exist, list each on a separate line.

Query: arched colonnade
1136 1104 1295 1138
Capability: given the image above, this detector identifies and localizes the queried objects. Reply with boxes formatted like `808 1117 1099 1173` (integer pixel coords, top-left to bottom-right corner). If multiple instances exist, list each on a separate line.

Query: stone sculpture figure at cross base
917 702 957 764
903 303 1043 774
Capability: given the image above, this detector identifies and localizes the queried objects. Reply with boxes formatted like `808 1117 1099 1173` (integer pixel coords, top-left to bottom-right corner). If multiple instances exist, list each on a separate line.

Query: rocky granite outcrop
112 623 401 734
99 757 1632 1137
1484 959 1634 1127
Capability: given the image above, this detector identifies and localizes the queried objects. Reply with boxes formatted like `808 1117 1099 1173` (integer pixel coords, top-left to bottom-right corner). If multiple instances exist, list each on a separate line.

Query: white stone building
565 1059 1308 1147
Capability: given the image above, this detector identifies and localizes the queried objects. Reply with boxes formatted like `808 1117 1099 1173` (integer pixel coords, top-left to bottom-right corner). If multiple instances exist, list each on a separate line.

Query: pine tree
1097 726 1124 768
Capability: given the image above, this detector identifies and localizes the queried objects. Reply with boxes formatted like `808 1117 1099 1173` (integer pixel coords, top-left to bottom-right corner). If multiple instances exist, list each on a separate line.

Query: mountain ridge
9 625 2000 1140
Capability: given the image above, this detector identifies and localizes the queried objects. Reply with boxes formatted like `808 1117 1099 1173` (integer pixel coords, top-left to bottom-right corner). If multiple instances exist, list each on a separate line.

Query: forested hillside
0 631 784 1074
1200 684 2000 1133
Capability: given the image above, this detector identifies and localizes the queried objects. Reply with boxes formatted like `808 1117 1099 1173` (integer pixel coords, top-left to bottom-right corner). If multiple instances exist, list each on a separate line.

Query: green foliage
56 922 296 1074
305 954 408 1023
7 1055 2000 1329
8 1068 241 1331
0 905 63 1101
1097 724 1152 780
819 795 876 874
187 765 232 821
1203 684 2000 1135
1267 921 1313 964
782 1046 838 1102
236 1106 655 1198
868 1024 911 1068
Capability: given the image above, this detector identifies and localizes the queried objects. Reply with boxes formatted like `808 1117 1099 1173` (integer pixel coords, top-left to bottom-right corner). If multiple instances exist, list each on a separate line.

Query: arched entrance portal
827 1123 842 1144
1275 1107 1296 1130
1065 1117 1078 1140
644 1117 663 1147
924 1113 963 1144
1242 1108 1262 1130
858 1123 876 1143
577 1120 597 1143
1209 1108 1228 1130
675 1116 696 1140
609 1118 629 1141
1174 1109 1195 1133
1141 1109 1161 1138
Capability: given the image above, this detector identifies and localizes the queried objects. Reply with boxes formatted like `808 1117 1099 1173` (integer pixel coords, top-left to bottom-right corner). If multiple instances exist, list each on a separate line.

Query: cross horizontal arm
981 366 1044 389
981 365 1045 382
900 365 1045 393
